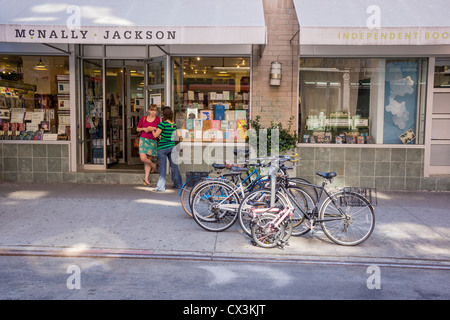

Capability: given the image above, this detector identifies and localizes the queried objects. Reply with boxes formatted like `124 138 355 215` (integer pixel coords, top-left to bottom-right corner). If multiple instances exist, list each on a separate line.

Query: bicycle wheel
319 191 375 246
180 176 209 217
191 181 240 232
238 189 289 237
285 186 313 236
189 177 238 216
251 213 286 248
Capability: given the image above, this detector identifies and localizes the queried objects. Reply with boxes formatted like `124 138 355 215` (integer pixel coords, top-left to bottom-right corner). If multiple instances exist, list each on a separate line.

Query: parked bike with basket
249 156 375 248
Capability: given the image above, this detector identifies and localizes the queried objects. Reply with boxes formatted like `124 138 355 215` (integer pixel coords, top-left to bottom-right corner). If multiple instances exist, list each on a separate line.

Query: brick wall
252 0 299 129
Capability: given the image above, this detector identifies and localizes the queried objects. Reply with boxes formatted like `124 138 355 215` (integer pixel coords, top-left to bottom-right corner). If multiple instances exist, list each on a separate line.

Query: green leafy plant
248 115 298 155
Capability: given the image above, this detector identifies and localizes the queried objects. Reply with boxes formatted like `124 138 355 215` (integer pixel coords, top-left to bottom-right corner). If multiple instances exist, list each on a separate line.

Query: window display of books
0 75 71 141
176 88 250 142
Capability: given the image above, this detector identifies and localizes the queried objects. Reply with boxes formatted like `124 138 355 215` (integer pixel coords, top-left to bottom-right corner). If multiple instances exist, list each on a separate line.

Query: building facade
0 0 449 191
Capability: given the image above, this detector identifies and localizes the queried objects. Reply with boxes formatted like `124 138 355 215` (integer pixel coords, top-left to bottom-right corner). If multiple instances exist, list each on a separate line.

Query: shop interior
0 55 70 141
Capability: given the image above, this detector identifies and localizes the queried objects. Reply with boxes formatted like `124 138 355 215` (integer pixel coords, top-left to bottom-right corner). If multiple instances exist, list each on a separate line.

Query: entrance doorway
80 56 166 169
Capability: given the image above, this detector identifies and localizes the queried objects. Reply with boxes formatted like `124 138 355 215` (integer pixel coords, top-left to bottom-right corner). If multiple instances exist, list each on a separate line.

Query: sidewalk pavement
0 182 449 267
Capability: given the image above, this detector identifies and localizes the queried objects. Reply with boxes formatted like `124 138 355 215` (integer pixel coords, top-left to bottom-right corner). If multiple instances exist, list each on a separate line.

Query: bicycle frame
193 165 269 211
280 177 354 223
251 206 293 229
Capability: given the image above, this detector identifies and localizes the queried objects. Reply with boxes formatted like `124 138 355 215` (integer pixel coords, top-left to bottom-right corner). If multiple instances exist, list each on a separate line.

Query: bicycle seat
212 163 226 170
230 166 248 174
316 171 337 180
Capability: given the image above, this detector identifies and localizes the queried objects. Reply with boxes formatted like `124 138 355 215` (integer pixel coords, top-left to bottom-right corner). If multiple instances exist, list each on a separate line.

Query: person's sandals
143 180 152 186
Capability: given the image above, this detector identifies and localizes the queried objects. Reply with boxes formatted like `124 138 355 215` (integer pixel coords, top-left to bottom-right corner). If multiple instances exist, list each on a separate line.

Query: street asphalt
0 182 449 268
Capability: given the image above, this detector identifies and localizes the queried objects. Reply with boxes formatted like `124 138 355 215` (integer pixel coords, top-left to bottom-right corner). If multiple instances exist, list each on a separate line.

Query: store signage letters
10 26 177 43
300 27 450 46
15 28 88 40
13 28 176 41
1 24 266 45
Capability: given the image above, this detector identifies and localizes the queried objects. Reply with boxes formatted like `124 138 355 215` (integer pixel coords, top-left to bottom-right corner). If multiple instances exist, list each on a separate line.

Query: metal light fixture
270 61 282 86
34 58 48 71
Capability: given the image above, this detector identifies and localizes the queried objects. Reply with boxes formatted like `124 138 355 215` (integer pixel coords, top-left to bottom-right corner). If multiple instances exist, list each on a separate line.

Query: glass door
105 60 125 167
146 56 166 111
126 62 145 165
82 59 104 166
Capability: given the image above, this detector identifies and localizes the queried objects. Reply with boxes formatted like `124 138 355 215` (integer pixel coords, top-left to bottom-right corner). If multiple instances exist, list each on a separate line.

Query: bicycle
180 148 271 217
250 160 375 248
189 153 319 234
189 162 270 232
237 156 310 237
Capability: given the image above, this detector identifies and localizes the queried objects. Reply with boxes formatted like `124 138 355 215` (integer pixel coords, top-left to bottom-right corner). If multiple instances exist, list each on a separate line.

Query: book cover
186 108 198 119
193 119 203 130
235 110 247 120
220 120 228 130
186 118 194 130
203 120 211 130
214 104 225 120
237 119 247 130
225 110 235 121
200 110 212 121
211 120 220 130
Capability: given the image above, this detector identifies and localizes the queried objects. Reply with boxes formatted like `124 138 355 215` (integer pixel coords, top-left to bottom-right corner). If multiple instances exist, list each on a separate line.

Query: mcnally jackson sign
0 25 267 45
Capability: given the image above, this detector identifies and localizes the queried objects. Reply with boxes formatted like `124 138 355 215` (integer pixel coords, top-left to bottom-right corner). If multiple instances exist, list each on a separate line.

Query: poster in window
383 60 418 144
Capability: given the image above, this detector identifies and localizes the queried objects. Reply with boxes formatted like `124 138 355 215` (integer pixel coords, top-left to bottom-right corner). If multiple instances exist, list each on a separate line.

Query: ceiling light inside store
34 58 47 71
213 66 250 71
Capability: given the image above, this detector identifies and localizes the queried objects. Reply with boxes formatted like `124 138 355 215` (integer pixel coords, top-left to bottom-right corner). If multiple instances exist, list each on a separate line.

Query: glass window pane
173 56 250 141
434 59 450 88
299 57 427 145
0 55 70 141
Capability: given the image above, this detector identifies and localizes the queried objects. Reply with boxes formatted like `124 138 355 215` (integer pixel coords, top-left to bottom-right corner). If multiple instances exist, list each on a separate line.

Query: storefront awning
293 0 450 46
0 0 266 45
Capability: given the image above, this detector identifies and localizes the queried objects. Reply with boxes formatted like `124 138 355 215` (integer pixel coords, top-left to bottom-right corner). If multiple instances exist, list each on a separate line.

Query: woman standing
137 104 160 186
152 106 182 191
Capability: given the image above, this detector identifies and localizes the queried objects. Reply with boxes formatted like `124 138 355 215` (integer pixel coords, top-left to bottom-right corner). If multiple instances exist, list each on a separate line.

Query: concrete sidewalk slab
0 182 449 267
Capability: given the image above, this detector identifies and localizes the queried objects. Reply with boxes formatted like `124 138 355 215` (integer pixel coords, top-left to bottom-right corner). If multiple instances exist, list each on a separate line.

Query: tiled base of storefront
295 146 450 192
1 143 450 191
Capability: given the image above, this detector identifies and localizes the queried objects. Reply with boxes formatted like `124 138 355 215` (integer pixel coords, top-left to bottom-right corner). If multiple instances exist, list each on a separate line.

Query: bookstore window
434 58 450 88
173 56 250 141
0 55 70 141
299 57 427 145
